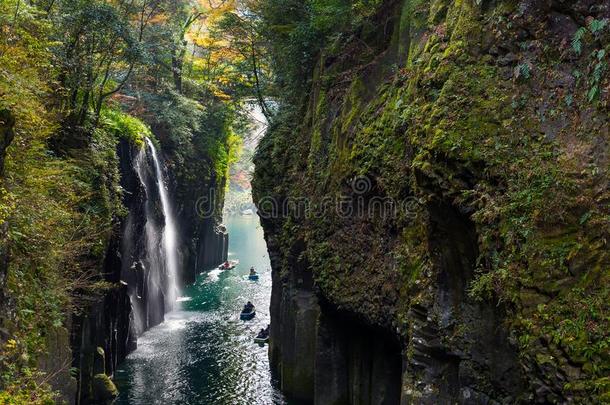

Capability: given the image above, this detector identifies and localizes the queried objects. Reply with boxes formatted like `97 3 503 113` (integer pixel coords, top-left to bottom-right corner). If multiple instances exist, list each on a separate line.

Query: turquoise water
114 215 285 404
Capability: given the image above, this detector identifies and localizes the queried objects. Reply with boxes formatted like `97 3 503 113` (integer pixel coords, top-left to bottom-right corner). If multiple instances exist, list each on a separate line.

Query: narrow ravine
113 214 285 404
3 1 607 403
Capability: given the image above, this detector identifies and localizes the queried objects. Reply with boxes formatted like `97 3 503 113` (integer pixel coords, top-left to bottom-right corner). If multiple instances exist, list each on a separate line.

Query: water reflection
115 215 285 404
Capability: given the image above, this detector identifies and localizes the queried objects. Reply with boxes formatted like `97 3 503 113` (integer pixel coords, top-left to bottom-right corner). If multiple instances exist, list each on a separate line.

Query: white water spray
146 138 180 309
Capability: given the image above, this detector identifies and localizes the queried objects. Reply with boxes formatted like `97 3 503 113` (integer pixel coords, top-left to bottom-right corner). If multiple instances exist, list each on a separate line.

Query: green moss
92 374 118 401
307 86 328 172
100 109 150 148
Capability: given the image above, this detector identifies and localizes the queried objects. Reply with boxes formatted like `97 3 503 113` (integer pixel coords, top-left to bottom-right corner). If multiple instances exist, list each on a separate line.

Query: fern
588 18 608 35
588 85 600 102
597 49 606 61
592 60 605 83
572 27 587 54
516 62 531 80
588 50 607 103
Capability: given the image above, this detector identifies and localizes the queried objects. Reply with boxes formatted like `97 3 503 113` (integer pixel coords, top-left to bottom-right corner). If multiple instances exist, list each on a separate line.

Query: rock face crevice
0 109 15 330
183 216 228 284
315 306 403 405
403 202 525 404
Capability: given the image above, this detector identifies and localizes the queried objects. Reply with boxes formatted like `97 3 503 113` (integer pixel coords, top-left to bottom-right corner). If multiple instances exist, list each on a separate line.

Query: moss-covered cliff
253 0 610 403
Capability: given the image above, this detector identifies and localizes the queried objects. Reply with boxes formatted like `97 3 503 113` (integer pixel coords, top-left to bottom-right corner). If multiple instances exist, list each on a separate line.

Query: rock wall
172 159 229 284
37 326 78 404
70 138 228 404
264 224 404 405
254 0 610 403
70 140 142 404
70 285 134 404
182 216 228 284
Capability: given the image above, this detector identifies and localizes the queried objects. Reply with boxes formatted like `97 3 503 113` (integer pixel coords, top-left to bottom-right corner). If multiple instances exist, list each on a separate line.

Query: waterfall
125 138 180 336
145 138 180 308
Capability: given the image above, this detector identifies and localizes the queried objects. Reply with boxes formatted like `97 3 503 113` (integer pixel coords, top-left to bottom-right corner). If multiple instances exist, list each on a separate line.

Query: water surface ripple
115 215 285 405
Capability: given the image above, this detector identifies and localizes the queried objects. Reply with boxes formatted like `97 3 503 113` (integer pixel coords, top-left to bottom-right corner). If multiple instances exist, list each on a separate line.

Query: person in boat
249 266 257 276
224 261 231 269
257 327 269 340
243 301 254 313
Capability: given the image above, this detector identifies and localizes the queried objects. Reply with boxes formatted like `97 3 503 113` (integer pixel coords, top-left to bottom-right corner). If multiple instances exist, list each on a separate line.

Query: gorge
1 0 609 404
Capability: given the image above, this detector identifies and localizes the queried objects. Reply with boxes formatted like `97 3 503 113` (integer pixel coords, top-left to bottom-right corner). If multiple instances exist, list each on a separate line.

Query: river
114 214 285 404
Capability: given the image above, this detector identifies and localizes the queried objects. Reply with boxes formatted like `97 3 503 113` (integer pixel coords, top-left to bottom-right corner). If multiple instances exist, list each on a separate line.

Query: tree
51 0 168 131
213 6 273 119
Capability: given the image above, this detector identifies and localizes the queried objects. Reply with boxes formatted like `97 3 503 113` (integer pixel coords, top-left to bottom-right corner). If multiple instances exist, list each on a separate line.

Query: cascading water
145 138 180 308
124 138 180 336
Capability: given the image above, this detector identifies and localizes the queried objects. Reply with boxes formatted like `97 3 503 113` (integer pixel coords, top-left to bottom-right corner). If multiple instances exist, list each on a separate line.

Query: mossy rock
92 373 118 404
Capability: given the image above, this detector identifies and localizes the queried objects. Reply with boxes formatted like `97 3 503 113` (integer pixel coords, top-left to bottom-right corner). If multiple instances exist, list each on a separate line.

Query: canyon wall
70 140 152 404
254 0 610 403
154 123 230 286
70 138 228 404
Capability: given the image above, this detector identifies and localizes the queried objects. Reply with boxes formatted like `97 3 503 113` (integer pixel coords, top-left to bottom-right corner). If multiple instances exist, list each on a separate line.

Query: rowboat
254 336 269 344
240 308 256 320
218 259 239 270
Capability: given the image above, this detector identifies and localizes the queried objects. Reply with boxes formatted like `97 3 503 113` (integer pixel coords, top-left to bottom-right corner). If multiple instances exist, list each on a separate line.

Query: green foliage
254 0 385 102
0 360 57 404
0 3 69 399
570 19 609 104
0 0 251 401
572 27 587 55
587 49 607 102
100 109 150 148
589 18 609 35
310 0 351 33
52 0 145 123
516 62 531 80
143 88 204 154
0 103 125 405
193 104 243 184
517 286 610 396
0 0 52 128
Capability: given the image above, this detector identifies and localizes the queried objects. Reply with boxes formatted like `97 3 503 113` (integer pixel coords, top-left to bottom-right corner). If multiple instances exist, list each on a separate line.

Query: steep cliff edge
253 0 610 403
150 103 231 285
